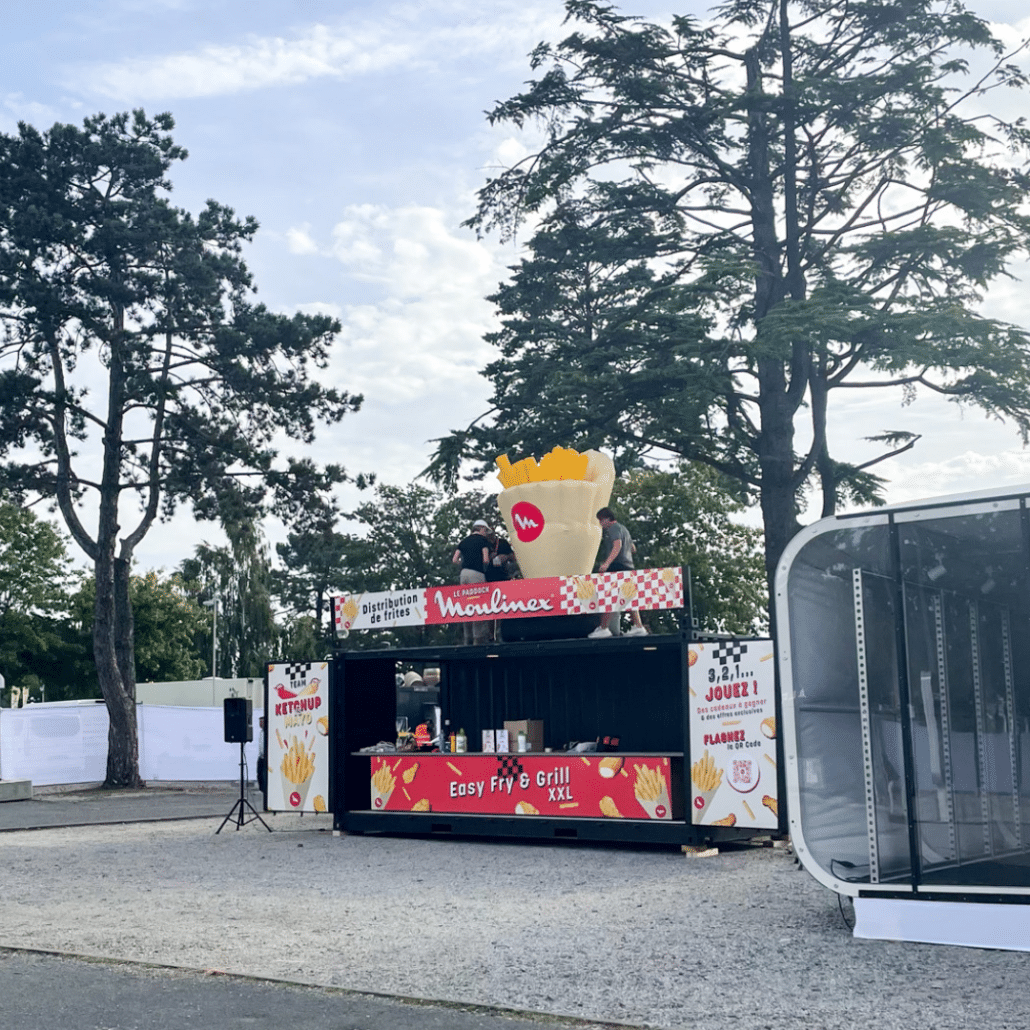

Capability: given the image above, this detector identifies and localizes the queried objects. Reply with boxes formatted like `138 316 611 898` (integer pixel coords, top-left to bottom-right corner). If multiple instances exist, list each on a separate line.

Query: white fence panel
0 703 263 785
139 705 260 781
0 704 109 786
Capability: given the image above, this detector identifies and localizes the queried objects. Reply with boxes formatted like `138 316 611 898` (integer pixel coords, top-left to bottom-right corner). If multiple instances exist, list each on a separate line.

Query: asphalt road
0 950 621 1030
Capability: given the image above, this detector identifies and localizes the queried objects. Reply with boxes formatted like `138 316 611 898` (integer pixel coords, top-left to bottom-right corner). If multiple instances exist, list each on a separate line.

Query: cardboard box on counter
504 719 544 753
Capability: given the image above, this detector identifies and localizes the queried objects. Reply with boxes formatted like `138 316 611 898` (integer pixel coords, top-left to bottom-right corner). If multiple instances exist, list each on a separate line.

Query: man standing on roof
486 525 516 642
452 519 492 644
589 507 647 639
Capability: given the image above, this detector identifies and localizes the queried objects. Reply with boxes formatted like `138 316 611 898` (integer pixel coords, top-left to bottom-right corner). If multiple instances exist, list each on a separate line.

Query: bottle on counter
517 728 527 753
444 719 452 753
456 727 467 753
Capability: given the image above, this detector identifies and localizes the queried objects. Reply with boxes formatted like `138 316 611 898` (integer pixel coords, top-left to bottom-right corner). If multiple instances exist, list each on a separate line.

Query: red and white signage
688 640 778 829
332 567 684 634
266 661 330 814
368 753 678 820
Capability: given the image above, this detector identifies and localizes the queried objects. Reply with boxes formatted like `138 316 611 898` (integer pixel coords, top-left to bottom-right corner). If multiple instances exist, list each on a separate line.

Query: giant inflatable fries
495 446 615 578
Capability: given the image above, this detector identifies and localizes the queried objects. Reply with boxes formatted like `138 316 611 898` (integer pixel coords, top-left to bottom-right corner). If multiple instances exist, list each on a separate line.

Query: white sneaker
625 626 648 637
588 626 612 639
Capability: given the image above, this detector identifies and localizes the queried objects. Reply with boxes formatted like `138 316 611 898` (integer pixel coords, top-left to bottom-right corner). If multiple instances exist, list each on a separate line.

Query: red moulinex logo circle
510 502 545 542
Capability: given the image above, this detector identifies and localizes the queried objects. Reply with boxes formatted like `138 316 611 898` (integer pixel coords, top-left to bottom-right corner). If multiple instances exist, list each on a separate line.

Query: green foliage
0 503 73 622
179 522 277 679
0 502 86 702
611 464 767 634
333 483 501 650
272 490 352 655
72 570 208 686
432 0 1030 589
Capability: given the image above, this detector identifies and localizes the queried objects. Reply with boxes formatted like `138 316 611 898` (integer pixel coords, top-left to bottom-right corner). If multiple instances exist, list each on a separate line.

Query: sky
4 0 1030 575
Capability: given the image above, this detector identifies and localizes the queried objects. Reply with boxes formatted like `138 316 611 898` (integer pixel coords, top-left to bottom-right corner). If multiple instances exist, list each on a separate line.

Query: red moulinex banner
332 567 684 634
368 753 678 820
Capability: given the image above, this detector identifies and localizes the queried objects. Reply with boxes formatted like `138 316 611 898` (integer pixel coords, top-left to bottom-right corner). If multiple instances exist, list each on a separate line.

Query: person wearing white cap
452 519 492 644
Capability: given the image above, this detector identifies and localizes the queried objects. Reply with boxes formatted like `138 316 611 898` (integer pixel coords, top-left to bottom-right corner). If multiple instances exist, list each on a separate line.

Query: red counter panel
367 753 679 821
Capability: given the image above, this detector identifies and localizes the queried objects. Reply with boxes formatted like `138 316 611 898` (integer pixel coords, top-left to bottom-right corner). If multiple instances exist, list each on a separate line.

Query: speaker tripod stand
216 741 272 834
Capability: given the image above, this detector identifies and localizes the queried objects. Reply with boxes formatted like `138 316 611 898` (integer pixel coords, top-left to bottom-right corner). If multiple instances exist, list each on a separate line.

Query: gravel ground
0 816 1028 1029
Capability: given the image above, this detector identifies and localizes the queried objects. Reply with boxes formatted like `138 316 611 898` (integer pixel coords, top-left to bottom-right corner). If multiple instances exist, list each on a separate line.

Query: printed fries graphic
662 568 676 584
760 717 776 739
598 756 624 779
515 801 539 815
313 795 327 813
411 798 431 812
762 794 778 817
711 813 737 827
619 578 637 600
281 735 315 784
370 761 397 810
691 749 723 824
635 764 663 801
599 796 623 818
495 447 616 578
280 734 317 808
691 749 722 792
402 762 419 785
341 597 359 620
575 577 596 601
634 763 672 820
316 716 329 736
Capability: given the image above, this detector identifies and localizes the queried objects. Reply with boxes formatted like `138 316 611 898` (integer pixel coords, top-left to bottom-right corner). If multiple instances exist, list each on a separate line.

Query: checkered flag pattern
710 641 749 666
558 567 683 615
280 662 314 688
495 755 525 778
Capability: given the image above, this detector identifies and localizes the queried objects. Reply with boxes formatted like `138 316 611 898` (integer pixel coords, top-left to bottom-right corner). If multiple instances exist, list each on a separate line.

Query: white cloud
1 93 63 132
285 226 319 256
84 24 416 100
275 202 508 501
76 2 565 102
324 203 500 397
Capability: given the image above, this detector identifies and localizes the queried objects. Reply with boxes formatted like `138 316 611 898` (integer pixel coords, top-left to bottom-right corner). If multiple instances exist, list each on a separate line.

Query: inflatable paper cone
498 450 616 579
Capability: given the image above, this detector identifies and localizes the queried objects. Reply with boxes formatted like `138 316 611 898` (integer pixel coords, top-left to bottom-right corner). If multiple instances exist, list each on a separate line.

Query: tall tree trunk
94 550 143 788
95 309 142 788
746 42 804 598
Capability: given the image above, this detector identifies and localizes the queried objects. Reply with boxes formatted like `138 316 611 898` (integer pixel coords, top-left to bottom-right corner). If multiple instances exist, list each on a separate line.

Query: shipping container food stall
776 485 1030 950
320 567 782 847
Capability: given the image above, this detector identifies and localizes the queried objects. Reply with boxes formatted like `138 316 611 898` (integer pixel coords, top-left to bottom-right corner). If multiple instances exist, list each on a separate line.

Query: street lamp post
202 597 219 701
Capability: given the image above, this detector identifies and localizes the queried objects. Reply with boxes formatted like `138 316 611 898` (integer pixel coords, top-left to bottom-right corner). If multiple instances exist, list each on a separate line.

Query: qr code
732 759 752 785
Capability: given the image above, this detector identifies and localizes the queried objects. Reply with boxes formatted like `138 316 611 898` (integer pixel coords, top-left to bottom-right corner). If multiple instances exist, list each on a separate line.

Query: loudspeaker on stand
223 697 253 743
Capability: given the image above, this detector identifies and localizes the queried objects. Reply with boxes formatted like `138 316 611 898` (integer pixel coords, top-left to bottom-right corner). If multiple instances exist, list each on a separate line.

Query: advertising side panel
266 661 330 813
689 639 778 830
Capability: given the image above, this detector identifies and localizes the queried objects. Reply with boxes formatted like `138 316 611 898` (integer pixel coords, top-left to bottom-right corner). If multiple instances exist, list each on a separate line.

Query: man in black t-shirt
486 527 516 583
485 526 516 643
452 519 491 644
